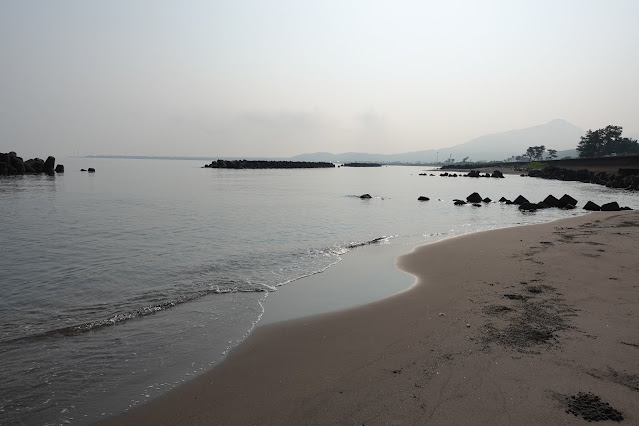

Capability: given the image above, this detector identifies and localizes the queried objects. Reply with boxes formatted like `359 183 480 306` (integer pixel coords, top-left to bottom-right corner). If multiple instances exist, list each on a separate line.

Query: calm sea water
1 158 636 425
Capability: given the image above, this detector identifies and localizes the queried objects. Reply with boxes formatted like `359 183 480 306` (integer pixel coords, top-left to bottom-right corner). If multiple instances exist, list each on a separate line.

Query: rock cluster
528 166 639 190
204 160 335 169
0 152 62 176
446 192 634 212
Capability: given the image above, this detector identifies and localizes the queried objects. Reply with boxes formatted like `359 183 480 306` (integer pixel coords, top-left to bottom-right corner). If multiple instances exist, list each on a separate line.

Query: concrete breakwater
203 160 335 169
0 152 63 176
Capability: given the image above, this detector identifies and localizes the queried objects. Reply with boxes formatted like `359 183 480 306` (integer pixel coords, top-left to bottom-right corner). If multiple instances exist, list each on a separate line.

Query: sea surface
1 158 636 425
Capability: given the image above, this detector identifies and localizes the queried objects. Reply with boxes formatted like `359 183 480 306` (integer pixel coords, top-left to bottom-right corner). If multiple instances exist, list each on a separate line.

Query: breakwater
204 160 335 169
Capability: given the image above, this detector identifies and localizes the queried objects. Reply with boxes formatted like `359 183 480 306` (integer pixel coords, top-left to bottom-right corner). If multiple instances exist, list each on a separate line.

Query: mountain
291 119 584 163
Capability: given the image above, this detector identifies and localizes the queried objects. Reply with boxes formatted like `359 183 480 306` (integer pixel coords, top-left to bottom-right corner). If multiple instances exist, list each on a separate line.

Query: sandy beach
105 211 639 425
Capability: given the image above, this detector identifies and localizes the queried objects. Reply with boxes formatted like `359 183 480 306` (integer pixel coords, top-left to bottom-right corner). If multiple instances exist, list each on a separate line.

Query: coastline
104 211 639 425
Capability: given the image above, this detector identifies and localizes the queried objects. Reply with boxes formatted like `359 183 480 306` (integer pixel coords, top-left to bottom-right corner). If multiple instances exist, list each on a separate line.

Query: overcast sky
1 1 638 159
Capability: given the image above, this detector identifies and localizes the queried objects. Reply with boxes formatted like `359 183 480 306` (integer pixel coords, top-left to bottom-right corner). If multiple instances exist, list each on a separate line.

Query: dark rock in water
513 195 529 205
42 156 56 175
583 201 601 211
557 194 578 208
25 158 44 173
88 168 96 173
519 202 539 211
467 170 480 178
10 156 25 174
505 200 515 205
81 169 87 171
542 195 559 207
472 203 482 207
492 170 505 178
483 198 492 203
600 201 620 211
417 196 430 201
562 204 576 210
466 192 483 203
454 200 467 205
621 206 633 210
499 196 508 202
55 164 64 173
0 162 7 176
360 194 372 199
535 202 551 209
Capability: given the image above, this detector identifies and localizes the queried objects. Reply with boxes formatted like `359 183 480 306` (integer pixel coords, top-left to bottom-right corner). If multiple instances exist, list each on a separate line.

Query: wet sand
105 211 639 425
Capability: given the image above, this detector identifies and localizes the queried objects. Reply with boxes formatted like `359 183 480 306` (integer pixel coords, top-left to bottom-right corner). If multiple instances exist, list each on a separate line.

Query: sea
1 157 637 425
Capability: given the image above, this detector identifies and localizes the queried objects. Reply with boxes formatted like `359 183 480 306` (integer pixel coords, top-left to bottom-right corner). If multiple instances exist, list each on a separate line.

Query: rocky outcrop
0 152 63 176
360 194 372 199
204 160 335 169
513 195 529 205
418 196 430 201
528 166 639 191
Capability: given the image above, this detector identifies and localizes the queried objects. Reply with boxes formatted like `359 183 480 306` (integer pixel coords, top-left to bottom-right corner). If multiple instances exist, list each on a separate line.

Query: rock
81 169 87 171
418 196 430 201
472 203 482 207
621 206 633 210
10 156 25 174
42 156 56 175
562 204 576 210
505 200 515 205
499 196 508 202
492 170 505 178
513 195 529 205
25 158 44 173
88 168 96 173
542 195 559 207
535 202 551 209
0 162 7 176
360 194 372 199
483 198 492 203
467 170 480 178
600 202 621 211
55 164 64 173
583 201 601 211
519 202 539 211
454 200 467 205
557 194 578 208
466 192 483 203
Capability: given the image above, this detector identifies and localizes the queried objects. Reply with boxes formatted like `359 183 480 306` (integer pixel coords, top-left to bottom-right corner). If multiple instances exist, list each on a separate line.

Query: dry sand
105 211 639 425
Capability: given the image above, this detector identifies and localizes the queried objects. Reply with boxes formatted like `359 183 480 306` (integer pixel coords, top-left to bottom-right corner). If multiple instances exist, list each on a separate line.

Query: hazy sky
2 1 638 158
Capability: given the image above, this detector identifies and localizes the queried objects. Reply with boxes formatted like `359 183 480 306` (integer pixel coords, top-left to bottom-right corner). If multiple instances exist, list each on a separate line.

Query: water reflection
0 174 58 195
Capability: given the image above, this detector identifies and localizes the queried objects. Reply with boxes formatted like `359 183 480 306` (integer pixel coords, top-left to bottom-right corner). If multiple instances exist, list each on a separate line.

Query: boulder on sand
601 202 621 212
583 201 601 211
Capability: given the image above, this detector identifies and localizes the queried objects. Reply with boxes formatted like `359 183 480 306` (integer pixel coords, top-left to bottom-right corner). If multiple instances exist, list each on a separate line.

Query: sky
1 0 638 159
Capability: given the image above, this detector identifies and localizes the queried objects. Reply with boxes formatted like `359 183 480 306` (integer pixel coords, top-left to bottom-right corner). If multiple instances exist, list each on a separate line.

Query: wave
2 236 389 345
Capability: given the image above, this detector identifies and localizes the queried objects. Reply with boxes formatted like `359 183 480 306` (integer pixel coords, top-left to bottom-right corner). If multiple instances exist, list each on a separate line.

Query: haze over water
1 158 637 424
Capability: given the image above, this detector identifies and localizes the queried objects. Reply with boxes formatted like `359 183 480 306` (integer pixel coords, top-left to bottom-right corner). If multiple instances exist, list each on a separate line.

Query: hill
291 119 584 163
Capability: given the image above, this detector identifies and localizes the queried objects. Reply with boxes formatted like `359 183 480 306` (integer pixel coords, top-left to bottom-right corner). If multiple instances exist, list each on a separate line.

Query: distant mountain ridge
291 119 584 163
91 119 588 163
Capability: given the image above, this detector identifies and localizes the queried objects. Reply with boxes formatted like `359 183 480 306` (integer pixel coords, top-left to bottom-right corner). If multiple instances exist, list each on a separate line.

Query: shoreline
104 211 639 425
